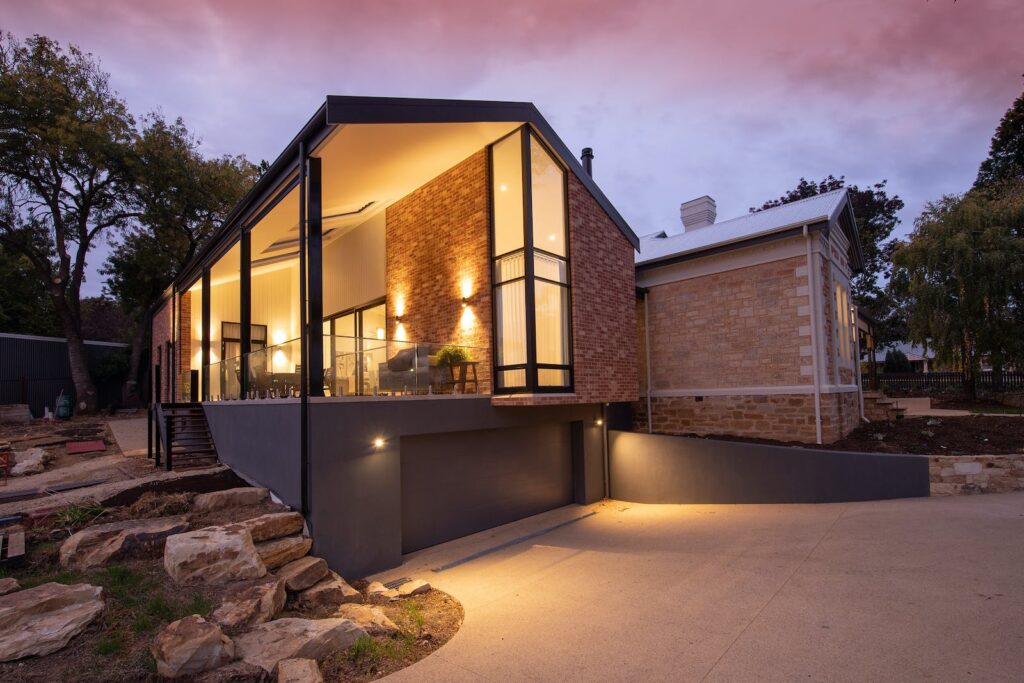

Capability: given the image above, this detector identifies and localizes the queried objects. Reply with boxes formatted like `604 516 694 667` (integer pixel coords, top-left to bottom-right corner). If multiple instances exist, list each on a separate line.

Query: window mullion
521 129 538 394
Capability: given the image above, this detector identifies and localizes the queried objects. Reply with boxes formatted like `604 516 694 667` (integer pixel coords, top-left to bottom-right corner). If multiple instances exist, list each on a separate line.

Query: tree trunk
50 291 98 414
123 322 147 407
962 334 977 400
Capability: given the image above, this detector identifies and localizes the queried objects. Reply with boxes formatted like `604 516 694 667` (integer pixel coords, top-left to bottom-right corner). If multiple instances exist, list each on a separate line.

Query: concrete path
375 494 1024 682
107 416 149 456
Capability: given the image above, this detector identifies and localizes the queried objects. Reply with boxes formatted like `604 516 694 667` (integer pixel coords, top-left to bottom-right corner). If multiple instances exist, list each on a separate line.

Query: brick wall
151 298 172 403
386 150 493 394
644 254 811 391
178 291 192 400
820 390 861 443
634 394 819 443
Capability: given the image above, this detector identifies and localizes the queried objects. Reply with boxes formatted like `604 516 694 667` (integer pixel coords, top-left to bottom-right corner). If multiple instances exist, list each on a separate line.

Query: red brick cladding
385 150 493 395
151 298 172 402
498 172 639 406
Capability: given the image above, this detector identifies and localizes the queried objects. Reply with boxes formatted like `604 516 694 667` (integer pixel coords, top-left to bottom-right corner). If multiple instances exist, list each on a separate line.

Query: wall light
271 329 286 345
373 437 385 449
596 418 604 426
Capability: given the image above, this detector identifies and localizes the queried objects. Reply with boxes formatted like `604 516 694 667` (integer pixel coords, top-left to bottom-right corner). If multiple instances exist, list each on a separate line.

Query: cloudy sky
5 0 1022 295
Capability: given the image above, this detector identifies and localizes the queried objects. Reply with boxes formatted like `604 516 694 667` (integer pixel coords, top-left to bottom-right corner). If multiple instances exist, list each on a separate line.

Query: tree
754 175 906 348
883 349 911 374
891 187 1024 398
0 33 137 412
0 242 61 336
975 88 1024 190
103 114 258 403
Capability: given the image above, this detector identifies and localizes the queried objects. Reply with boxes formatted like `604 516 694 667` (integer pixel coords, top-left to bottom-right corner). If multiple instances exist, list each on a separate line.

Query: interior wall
323 213 386 317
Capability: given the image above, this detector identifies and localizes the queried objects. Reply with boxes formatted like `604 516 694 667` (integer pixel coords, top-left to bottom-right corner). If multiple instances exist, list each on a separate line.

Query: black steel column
298 143 310 516
521 128 538 393
307 156 324 397
201 268 211 402
240 229 252 398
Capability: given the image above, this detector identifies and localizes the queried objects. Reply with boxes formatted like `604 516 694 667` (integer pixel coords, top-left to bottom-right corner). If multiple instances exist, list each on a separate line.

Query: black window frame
488 126 574 394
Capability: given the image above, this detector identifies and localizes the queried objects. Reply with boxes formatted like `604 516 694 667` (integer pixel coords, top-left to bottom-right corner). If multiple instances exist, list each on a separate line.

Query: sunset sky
4 0 1022 295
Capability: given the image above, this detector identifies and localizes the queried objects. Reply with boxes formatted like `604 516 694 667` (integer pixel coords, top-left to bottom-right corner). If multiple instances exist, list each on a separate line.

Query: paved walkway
375 494 1024 682
107 416 149 456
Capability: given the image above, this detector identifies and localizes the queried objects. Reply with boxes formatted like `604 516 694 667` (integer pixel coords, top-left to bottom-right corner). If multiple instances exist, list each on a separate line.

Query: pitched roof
636 188 855 267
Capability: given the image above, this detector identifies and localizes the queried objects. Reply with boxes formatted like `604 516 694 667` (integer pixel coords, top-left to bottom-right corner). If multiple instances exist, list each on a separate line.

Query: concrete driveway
374 493 1024 682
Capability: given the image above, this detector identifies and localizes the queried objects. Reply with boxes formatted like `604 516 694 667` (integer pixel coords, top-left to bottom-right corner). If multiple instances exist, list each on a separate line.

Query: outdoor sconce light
461 297 469 309
373 437 385 449
596 418 604 426
395 315 403 324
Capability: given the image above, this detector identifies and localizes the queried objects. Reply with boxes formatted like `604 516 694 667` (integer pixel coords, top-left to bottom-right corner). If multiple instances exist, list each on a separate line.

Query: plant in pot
436 344 470 367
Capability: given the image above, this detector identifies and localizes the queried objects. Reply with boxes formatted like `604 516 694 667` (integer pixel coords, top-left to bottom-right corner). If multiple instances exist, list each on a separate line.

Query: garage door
401 423 573 554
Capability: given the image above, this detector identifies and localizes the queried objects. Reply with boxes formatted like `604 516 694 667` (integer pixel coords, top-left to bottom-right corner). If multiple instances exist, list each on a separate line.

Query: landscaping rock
334 603 399 636
165 525 267 584
196 660 270 682
233 617 366 673
277 556 328 592
397 578 431 597
235 512 305 543
365 581 400 603
0 582 104 661
0 578 19 596
212 577 286 631
151 615 235 678
60 515 189 570
256 535 311 569
277 657 323 683
194 487 270 512
297 571 361 610
10 447 52 476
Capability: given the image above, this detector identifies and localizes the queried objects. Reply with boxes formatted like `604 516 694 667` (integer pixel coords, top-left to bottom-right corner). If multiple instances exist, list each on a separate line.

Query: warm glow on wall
194 350 202 367
460 306 476 331
394 295 406 318
272 349 288 371
376 327 385 340
395 323 408 342
272 330 286 345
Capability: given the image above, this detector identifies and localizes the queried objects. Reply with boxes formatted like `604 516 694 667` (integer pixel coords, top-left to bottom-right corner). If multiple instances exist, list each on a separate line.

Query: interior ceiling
248 121 520 260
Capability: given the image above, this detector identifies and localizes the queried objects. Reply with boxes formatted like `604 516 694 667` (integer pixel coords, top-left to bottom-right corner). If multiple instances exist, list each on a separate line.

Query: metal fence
862 371 1024 392
0 333 129 417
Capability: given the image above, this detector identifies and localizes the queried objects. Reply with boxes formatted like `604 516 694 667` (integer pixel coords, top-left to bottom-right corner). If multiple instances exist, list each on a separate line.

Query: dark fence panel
863 371 1024 392
0 333 129 417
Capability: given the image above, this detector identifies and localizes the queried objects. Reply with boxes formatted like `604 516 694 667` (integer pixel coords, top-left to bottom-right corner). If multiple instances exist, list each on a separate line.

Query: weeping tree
892 187 1024 397
0 33 137 412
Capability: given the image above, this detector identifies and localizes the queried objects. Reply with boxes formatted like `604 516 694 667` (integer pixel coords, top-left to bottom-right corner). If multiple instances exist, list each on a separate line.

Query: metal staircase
149 403 218 470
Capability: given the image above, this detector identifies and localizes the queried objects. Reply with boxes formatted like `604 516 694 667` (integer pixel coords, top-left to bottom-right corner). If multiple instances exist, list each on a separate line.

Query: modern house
149 97 639 576
634 190 865 444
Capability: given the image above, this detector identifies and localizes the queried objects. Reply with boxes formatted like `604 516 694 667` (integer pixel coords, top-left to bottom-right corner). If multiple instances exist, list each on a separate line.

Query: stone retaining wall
930 455 1024 495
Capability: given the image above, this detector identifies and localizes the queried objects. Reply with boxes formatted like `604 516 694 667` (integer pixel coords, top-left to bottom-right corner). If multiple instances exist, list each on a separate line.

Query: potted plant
436 344 470 367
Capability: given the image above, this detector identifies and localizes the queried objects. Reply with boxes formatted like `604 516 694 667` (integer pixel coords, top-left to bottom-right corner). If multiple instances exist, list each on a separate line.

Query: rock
298 571 361 610
151 615 235 679
0 582 104 661
233 618 366 673
165 525 267 584
927 418 942 426
11 458 44 476
60 515 189 570
365 581 400 604
397 579 431 597
277 556 328 592
212 577 286 631
234 512 305 543
256 536 311 570
334 603 399 636
196 660 270 682
194 487 270 512
0 578 19 596
277 658 323 683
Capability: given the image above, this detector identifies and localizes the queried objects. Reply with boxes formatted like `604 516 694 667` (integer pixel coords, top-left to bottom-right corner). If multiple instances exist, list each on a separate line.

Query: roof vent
680 196 716 231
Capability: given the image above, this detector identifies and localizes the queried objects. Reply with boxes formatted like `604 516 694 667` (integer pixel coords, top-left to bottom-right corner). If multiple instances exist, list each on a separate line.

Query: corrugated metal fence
0 333 129 417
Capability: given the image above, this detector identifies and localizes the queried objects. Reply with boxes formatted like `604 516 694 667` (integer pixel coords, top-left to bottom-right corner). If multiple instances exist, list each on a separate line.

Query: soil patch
320 588 464 682
684 416 1024 455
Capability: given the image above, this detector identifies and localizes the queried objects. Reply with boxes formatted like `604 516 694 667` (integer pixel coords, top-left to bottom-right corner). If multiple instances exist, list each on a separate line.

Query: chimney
680 195 716 231
581 147 594 176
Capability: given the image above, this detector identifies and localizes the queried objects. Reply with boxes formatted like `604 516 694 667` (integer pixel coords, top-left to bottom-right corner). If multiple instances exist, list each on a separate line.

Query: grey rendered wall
204 401 302 508
308 397 605 578
609 430 929 504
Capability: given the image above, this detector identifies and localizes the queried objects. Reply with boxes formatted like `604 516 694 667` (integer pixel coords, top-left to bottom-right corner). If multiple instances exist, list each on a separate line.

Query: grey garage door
400 423 573 554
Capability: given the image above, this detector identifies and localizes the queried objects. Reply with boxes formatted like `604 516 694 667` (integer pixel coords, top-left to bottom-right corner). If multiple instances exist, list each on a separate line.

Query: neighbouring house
149 96 639 576
634 189 865 445
872 343 937 373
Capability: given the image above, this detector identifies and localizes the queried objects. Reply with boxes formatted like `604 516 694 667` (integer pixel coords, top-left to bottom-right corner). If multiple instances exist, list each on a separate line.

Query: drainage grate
384 577 410 590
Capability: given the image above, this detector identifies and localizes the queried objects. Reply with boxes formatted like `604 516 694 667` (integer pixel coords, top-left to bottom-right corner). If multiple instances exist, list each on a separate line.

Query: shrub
883 349 912 373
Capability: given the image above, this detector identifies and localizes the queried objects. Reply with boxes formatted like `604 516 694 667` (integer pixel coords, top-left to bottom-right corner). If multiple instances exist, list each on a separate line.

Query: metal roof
636 188 858 268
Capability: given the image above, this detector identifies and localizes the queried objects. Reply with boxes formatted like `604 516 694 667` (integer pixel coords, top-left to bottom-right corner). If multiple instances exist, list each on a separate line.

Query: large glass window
490 128 572 393
208 242 240 399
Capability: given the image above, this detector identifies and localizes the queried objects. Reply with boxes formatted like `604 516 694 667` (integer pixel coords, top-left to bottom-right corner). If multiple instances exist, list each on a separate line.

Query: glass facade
490 127 572 392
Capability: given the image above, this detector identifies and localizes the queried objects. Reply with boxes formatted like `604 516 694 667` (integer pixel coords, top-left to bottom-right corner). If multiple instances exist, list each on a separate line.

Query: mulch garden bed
683 415 1024 456
0 489 464 682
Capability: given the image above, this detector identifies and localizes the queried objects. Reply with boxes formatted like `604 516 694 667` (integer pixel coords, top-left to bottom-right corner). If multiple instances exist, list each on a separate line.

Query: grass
54 504 106 531
971 406 1024 415
347 635 411 666
403 601 425 638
